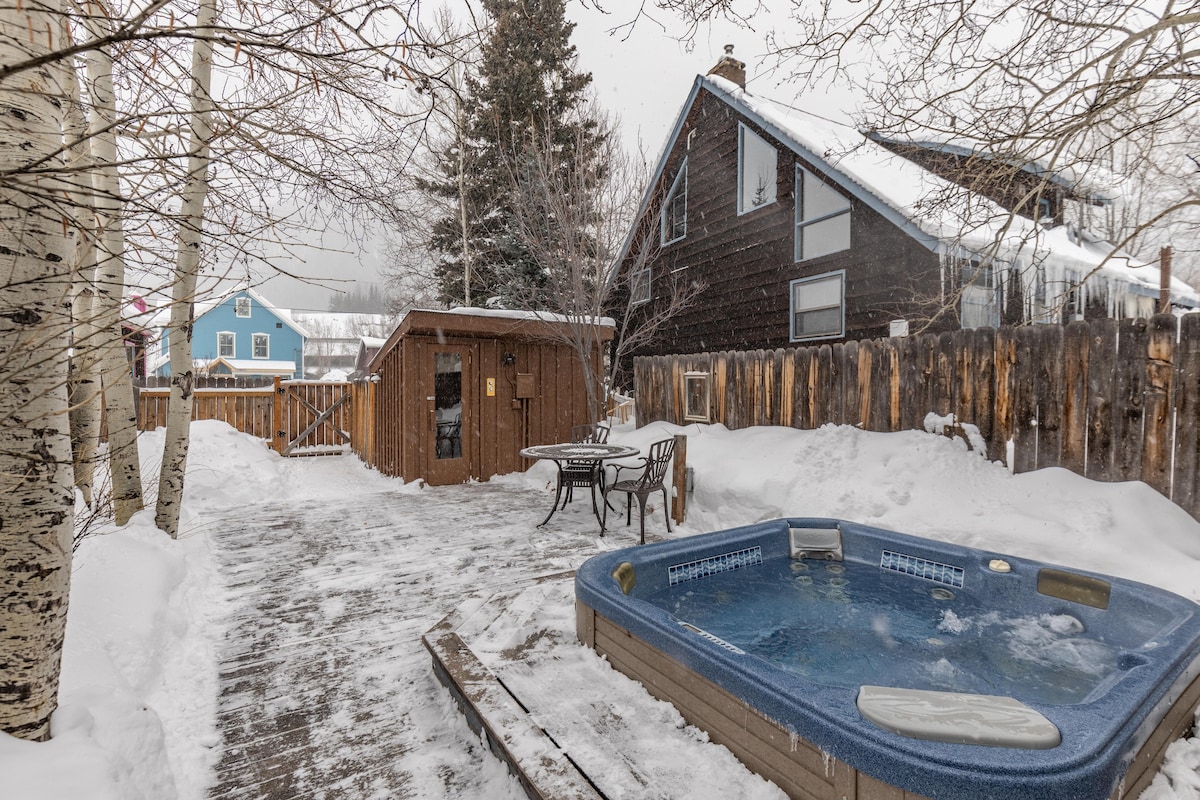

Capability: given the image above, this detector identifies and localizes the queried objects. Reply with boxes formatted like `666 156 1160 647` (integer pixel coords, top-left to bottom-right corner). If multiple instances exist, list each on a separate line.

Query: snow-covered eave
862 132 1120 205
194 286 311 339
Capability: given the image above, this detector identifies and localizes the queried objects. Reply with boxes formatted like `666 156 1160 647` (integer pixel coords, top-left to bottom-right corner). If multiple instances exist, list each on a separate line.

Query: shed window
790 271 845 341
235 296 251 317
684 372 710 422
630 267 651 305
252 333 270 359
795 166 851 261
662 161 687 245
738 123 777 214
217 331 235 358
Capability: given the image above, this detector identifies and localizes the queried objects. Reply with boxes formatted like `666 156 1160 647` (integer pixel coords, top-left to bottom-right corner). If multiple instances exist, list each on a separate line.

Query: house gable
612 77 948 363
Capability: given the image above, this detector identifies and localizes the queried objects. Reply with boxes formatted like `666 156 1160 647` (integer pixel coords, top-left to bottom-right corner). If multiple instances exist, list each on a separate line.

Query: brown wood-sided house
610 49 1198 378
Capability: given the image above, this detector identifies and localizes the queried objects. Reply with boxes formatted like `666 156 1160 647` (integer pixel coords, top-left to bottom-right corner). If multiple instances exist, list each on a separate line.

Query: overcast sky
253 2 847 312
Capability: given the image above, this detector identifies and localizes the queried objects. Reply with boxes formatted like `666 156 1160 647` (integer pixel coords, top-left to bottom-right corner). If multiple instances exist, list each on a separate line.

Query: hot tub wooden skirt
576 601 1200 800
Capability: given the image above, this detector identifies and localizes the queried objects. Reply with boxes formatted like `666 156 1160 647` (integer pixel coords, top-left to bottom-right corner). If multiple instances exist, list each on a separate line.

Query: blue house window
252 333 270 359
217 331 235 358
235 297 251 317
662 160 687 245
795 166 851 261
790 270 845 341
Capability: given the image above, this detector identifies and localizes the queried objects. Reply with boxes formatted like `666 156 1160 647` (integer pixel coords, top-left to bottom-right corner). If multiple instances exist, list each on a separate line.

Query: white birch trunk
0 0 76 740
82 0 142 525
155 0 216 537
61 37 101 508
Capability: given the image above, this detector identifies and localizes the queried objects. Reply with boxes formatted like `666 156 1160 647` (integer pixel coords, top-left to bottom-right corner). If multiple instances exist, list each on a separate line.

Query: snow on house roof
287 311 391 341
194 286 311 338
203 357 297 377
437 306 617 327
620 73 1197 308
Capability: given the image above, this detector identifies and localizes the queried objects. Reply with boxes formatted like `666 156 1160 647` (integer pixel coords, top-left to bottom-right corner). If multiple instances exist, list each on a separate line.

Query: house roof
195 286 311 338
619 74 1198 308
203 357 298 376
287 311 391 341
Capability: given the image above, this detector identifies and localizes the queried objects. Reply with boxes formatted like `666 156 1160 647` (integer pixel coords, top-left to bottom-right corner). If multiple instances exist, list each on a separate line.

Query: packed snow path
206 481 599 799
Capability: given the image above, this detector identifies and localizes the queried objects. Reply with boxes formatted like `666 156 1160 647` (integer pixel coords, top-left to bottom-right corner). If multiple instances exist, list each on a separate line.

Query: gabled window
252 333 270 359
235 296 251 317
795 166 851 261
661 161 687 245
217 331 235 358
790 271 845 341
630 267 651 305
738 123 777 214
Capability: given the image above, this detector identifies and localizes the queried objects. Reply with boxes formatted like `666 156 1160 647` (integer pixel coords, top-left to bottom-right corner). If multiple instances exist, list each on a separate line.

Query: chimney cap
724 44 735 55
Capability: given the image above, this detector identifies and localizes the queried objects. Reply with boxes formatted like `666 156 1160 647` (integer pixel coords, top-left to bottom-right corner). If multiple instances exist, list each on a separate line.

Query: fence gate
273 379 353 456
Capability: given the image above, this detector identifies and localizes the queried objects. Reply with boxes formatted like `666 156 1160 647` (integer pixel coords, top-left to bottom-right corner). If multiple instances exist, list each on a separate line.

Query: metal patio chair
556 423 611 513
602 437 675 544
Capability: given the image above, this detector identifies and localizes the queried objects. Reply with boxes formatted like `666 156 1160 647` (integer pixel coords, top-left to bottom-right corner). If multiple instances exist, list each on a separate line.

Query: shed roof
368 308 615 374
203 357 298 377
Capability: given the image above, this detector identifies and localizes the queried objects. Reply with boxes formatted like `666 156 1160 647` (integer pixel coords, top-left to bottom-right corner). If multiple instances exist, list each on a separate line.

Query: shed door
424 344 472 485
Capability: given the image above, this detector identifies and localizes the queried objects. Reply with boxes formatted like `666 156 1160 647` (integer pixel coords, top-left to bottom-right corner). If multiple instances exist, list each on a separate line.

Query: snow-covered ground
3 418 1200 799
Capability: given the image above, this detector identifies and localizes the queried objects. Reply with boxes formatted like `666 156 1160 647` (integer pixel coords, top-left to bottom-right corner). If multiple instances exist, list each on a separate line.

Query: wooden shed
363 309 614 485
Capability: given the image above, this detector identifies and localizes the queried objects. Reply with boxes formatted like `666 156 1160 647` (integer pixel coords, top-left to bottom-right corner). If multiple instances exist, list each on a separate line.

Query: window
960 258 1000 329
252 333 270 359
661 161 687 245
790 271 845 341
630 267 651 305
795 166 851 261
217 331 235 358
684 372 710 422
738 123 777 214
235 296 251 317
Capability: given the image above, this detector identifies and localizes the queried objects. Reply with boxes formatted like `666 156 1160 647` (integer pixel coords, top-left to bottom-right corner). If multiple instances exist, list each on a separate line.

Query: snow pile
1 418 1198 799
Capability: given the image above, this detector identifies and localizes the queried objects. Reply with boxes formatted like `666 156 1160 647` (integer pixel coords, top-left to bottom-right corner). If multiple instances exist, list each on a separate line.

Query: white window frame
235 296 251 317
217 331 235 358
960 257 1001 329
683 372 711 422
661 160 688 246
737 123 777 215
795 165 852 262
252 332 270 359
789 270 845 342
630 266 651 305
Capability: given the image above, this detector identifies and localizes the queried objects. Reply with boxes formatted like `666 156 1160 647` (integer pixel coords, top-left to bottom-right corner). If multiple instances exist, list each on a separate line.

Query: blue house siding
158 289 306 378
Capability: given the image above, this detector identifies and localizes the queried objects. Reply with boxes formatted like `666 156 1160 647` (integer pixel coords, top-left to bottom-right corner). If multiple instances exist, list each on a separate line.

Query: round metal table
519 443 641 527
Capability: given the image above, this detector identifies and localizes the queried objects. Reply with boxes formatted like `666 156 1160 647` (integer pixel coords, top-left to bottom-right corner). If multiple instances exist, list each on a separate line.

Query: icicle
822 748 834 778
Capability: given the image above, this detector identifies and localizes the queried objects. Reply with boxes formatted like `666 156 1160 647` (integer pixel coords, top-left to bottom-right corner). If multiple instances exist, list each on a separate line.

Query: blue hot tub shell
574 518 1200 800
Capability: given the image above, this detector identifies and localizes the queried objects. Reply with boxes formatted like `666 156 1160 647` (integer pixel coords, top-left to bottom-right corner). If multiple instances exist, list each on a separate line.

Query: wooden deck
206 482 606 799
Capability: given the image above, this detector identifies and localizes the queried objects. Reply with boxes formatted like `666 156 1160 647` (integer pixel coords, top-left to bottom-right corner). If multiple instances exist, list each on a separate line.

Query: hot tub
574 518 1200 800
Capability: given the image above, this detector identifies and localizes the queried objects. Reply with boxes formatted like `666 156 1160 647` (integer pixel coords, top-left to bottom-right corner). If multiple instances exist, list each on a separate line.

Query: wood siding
635 314 1200 522
364 314 611 485
615 87 950 378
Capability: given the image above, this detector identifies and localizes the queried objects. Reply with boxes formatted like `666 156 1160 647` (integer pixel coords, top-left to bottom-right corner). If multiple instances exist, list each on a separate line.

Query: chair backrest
570 422 610 445
636 438 675 489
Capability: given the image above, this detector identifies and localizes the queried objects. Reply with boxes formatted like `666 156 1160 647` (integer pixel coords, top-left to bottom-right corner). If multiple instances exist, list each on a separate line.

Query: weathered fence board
634 315 1200 522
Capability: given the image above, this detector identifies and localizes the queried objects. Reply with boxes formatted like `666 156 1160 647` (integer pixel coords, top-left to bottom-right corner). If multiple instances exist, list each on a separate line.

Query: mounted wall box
516 373 535 398
486 377 496 397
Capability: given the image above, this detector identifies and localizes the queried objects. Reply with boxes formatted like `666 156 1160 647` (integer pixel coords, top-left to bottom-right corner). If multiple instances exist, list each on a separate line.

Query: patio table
519 443 641 528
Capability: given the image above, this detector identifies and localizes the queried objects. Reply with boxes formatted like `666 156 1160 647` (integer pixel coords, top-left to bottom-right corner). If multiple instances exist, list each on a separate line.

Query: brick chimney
707 44 746 89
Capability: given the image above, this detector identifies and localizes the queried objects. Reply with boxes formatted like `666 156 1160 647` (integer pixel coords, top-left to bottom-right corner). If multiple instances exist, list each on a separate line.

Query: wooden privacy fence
634 313 1200 520
138 378 356 457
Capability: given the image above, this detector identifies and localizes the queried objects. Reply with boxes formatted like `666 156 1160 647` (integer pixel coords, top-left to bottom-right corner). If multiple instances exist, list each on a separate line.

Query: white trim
661 159 688 246
235 296 251 317
795 164 852 262
789 270 846 342
217 330 236 358
252 332 270 359
630 266 652 305
737 122 778 215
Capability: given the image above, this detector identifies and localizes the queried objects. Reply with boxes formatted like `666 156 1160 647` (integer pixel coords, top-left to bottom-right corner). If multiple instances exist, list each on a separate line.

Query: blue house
154 287 308 379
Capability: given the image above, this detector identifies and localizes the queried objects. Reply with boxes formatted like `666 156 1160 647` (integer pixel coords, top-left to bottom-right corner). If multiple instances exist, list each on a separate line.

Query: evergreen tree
425 0 603 307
